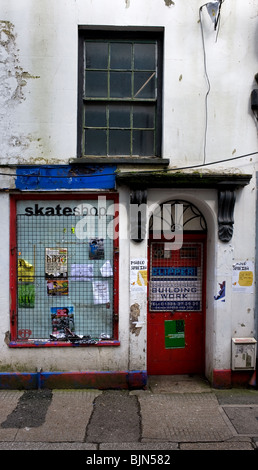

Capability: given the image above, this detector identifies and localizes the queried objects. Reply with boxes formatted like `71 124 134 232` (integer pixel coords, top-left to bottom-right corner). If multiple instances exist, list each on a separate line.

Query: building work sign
165 320 185 349
150 270 202 312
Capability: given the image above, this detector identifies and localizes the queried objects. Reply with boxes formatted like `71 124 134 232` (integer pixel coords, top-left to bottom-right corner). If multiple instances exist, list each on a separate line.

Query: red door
147 234 206 375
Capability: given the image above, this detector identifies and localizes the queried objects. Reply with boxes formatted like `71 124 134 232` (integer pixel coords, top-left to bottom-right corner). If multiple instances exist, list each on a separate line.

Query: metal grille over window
149 242 203 312
16 199 116 343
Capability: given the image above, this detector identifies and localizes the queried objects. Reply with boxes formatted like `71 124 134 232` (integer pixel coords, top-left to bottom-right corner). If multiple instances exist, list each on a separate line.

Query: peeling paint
0 21 39 112
4 331 10 346
164 0 175 6
15 164 116 190
0 21 40 160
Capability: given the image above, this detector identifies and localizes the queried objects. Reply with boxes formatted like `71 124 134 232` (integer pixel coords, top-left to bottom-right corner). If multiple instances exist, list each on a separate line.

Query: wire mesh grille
16 200 115 341
149 242 203 312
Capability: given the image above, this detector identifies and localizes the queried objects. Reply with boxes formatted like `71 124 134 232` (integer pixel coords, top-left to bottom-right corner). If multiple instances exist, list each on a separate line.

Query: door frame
147 232 207 375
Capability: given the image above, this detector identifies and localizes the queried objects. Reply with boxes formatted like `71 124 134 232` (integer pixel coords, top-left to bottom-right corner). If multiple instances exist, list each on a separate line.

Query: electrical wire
0 150 256 179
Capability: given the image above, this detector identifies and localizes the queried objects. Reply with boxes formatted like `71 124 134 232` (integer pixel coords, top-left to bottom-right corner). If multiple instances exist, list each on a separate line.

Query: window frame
9 193 119 348
77 27 164 159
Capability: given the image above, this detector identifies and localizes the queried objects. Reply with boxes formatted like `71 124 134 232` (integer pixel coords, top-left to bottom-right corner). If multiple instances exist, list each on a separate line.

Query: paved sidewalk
0 375 257 456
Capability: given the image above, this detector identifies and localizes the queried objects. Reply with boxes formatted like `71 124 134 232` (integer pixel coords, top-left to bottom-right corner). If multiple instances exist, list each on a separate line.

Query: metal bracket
130 189 147 242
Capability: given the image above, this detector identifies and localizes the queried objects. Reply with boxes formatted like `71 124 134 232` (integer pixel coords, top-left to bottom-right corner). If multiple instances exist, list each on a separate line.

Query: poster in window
17 258 35 308
92 280 110 304
89 238 104 260
45 248 68 279
47 280 68 296
51 306 74 333
18 259 35 283
18 284 35 308
71 264 94 281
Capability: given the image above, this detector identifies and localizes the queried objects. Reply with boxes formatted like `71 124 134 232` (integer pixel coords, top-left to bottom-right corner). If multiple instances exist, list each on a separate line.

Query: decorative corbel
217 189 236 242
130 189 147 242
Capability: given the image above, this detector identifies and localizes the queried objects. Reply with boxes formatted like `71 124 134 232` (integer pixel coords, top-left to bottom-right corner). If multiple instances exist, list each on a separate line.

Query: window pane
133 105 155 128
133 130 154 156
134 71 156 99
109 130 131 155
110 43 132 69
110 72 132 98
134 43 156 70
85 71 108 98
85 42 108 69
85 104 107 127
109 104 131 128
85 129 107 155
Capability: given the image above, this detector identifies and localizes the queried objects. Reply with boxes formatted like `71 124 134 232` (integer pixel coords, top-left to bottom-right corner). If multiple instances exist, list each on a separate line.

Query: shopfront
9 193 119 347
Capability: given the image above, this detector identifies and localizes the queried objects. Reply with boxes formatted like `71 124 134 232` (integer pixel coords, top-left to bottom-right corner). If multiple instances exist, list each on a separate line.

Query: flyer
45 248 68 279
47 280 68 296
92 281 110 304
51 306 74 333
71 264 94 281
232 260 254 293
130 258 147 292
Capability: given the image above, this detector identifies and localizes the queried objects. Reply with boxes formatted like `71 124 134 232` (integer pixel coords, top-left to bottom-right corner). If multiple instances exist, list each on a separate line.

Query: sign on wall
232 261 254 293
130 258 147 292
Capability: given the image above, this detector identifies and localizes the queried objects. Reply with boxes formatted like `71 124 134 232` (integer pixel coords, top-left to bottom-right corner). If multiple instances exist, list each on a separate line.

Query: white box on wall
232 338 257 370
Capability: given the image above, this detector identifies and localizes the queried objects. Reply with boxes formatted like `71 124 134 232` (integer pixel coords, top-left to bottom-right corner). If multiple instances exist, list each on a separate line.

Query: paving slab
0 441 97 450
180 439 255 450
0 391 23 441
147 374 212 394
100 442 178 450
137 392 233 442
13 390 101 442
222 405 258 435
86 390 140 443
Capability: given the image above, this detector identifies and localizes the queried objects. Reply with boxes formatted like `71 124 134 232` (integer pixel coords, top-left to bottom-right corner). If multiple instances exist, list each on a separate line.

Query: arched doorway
147 200 207 375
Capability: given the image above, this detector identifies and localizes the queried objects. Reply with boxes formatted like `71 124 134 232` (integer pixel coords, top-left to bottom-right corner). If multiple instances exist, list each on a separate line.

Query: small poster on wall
45 248 68 279
89 238 104 260
165 320 185 349
47 280 68 296
232 260 254 293
130 258 147 292
92 280 110 304
51 306 74 333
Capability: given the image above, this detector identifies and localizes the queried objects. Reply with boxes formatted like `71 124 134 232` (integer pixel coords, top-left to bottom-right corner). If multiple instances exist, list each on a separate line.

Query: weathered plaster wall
0 0 257 379
0 0 257 165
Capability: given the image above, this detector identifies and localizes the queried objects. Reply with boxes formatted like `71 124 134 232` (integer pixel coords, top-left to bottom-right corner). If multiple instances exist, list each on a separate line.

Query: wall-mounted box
232 338 257 370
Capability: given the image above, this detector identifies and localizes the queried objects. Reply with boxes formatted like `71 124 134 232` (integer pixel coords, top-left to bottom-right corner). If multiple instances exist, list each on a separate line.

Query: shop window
10 195 119 346
78 28 163 158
